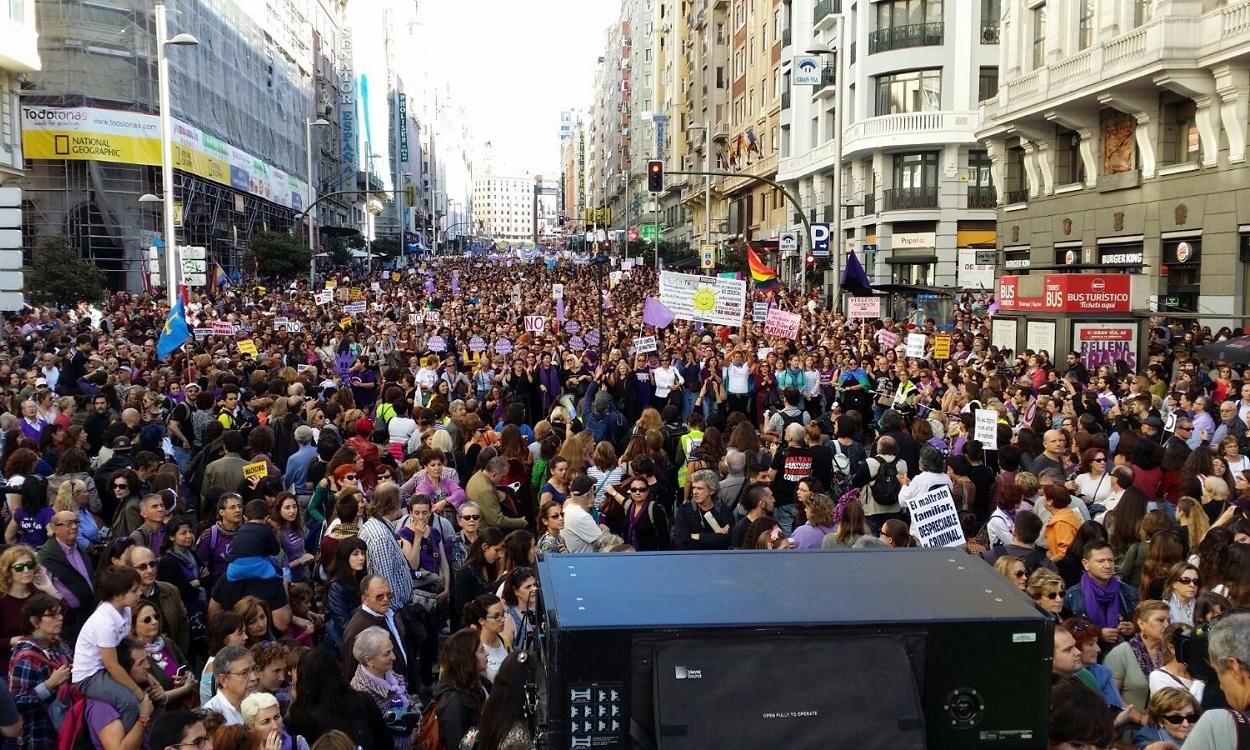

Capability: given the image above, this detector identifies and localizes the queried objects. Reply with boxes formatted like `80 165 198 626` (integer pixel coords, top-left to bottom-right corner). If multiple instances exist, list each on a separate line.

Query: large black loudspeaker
535 549 1051 749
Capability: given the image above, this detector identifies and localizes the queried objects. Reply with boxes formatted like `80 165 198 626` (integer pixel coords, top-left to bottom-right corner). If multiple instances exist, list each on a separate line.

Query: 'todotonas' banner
21 106 309 212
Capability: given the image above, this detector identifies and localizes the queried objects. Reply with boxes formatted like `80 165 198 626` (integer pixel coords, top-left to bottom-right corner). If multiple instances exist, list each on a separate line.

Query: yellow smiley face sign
692 287 717 314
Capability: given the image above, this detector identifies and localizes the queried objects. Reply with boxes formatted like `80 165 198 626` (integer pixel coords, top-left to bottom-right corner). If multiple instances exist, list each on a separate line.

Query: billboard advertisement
1073 322 1138 372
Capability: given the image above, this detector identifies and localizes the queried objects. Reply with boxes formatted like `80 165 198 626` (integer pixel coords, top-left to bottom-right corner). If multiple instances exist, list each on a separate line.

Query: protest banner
1073 323 1138 372
974 409 999 450
933 335 951 360
633 336 658 353
427 336 447 352
241 461 268 481
752 302 770 323
468 336 487 353
424 311 440 324
552 283 564 299
313 291 333 305
909 484 965 548
237 339 258 357
905 333 927 358
493 338 513 355
762 308 801 339
345 302 367 315
568 336 585 352
657 271 746 327
524 315 546 332
848 297 880 319
408 314 421 326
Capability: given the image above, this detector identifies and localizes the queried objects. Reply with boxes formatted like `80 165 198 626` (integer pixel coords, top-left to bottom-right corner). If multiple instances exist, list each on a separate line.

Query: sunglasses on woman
11 561 36 572
1161 712 1198 725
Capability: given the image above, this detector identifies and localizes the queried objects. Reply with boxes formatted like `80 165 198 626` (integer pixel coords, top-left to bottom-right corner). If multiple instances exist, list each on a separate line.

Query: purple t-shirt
790 523 835 550
87 699 140 750
15 506 55 547
350 369 378 408
398 526 445 575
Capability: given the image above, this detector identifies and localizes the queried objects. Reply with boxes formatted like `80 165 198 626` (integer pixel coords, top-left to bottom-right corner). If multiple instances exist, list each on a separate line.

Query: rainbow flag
747 246 778 289
212 261 230 289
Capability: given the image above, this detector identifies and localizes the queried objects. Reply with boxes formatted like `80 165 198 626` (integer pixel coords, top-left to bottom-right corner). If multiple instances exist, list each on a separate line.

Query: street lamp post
305 118 330 287
808 16 847 310
154 3 198 307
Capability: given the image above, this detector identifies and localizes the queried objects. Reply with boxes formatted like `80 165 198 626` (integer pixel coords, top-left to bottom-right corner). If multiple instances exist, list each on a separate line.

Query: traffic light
647 160 664 193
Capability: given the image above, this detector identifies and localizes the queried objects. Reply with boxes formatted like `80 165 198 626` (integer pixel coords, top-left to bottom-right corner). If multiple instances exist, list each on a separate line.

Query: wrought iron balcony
882 186 939 211
967 185 997 209
868 22 944 54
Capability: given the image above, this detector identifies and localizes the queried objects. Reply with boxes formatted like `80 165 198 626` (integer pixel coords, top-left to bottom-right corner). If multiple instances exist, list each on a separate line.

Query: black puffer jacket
434 681 485 750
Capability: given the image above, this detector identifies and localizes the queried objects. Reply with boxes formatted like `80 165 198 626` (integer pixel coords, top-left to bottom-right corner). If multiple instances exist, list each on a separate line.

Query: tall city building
679 0 734 251
0 0 39 310
980 1 1250 325
558 109 586 229
826 0 999 290
16 0 330 290
655 0 692 248
472 172 534 244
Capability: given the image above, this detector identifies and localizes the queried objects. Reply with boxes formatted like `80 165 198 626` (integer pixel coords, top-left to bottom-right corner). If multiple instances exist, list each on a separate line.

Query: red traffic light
647 160 663 192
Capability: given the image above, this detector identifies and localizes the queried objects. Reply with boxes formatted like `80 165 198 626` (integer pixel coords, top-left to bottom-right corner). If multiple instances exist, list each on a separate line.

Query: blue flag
839 250 873 297
156 298 190 360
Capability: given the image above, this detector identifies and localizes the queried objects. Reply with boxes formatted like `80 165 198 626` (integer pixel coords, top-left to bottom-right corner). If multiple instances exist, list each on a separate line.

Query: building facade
0 0 39 310
980 0 1250 325
472 173 534 244
824 0 1000 291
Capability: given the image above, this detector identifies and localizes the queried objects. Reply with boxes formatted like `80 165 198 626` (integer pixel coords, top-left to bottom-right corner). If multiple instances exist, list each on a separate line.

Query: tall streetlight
305 118 330 286
687 123 712 251
808 15 847 309
154 3 198 307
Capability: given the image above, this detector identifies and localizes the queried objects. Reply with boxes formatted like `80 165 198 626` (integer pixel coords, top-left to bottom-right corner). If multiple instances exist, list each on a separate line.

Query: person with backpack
854 435 908 535
765 388 810 440
8 593 73 750
1169 612 1250 749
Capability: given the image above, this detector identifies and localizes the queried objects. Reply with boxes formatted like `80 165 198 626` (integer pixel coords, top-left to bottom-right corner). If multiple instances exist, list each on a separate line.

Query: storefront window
892 262 935 286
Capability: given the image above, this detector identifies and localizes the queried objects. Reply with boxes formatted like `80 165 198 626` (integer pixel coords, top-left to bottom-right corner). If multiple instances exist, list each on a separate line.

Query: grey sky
419 0 619 176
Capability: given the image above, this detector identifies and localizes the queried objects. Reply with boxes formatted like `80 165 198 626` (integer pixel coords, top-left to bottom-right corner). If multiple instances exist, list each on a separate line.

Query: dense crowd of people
0 250 1248 749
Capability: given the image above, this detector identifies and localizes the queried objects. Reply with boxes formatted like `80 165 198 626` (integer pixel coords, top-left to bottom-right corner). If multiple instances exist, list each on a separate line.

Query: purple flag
451 271 460 295
642 296 675 329
423 278 435 295
602 291 612 310
555 298 565 322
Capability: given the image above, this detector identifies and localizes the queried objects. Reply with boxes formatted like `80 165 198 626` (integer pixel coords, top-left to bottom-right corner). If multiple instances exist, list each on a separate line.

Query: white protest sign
633 336 658 353
974 409 999 450
408 314 421 326
762 308 801 339
524 315 547 332
314 291 333 305
212 321 235 336
905 333 927 358
273 318 288 331
424 311 440 324
657 271 747 327
345 302 367 315
909 484 966 548
752 302 770 323
551 283 564 300
848 297 880 319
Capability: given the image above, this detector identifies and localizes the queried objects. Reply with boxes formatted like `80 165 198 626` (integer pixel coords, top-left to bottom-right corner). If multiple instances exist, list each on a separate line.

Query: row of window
1030 0 1153 70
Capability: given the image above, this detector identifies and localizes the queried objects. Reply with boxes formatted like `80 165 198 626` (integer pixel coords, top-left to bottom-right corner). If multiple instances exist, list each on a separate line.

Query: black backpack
778 409 806 434
870 456 902 508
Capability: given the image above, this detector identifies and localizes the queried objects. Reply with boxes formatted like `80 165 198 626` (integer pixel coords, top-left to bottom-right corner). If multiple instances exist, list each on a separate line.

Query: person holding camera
1142 612 1250 749
348 626 421 750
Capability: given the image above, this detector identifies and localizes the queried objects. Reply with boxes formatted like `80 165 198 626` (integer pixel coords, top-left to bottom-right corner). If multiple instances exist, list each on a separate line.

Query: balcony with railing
841 110 981 158
868 22 944 54
1005 188 1029 205
862 193 875 215
813 0 840 32
967 185 996 209
882 187 939 211
814 67 837 98
980 21 999 45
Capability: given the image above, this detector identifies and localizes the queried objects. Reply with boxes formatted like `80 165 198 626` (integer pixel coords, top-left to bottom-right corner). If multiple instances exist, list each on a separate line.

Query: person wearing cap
560 475 604 553
346 417 381 489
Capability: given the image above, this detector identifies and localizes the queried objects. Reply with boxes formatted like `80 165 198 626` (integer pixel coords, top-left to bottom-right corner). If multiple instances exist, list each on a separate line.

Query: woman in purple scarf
536 356 562 415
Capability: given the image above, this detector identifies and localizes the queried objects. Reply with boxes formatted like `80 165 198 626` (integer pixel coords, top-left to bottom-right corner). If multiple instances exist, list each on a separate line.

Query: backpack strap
1231 709 1250 749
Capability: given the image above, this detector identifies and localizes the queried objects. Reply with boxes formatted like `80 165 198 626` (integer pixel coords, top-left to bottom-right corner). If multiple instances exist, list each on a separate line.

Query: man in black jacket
342 575 409 680
38 511 97 643
675 470 734 550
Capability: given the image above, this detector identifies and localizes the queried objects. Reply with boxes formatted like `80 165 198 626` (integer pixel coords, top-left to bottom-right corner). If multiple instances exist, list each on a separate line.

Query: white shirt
725 362 750 394
652 366 682 398
203 691 244 726
72 602 131 684
561 501 602 553
1074 472 1113 506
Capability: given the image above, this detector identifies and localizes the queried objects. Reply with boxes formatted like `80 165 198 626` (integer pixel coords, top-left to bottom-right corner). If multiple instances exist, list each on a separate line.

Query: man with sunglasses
121 545 190 657
149 710 213 750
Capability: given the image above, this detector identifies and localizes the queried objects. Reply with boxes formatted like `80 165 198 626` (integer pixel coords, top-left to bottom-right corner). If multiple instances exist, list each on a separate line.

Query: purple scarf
1080 572 1122 630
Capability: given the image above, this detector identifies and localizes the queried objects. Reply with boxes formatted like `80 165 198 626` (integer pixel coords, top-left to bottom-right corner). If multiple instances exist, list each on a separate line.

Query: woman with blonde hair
633 407 663 437
52 478 106 550
1025 568 1065 621
1200 474 1231 520
791 494 835 550
1176 496 1209 553
993 555 1027 591
558 431 593 478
